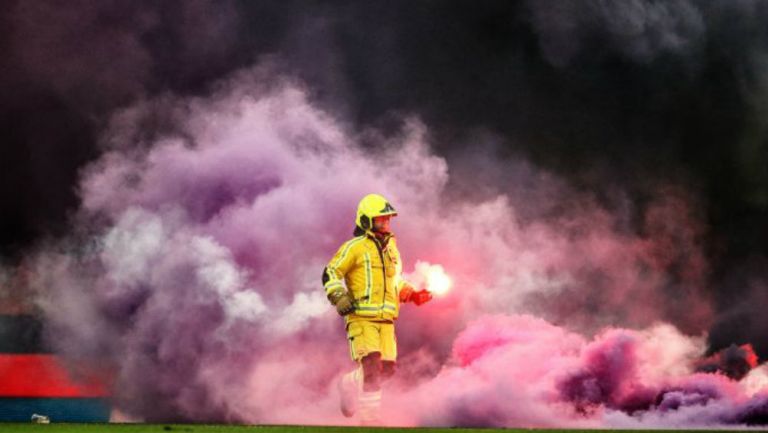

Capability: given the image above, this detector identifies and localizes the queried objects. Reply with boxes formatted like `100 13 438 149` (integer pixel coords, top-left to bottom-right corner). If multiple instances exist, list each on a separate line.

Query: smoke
18 65 763 427
4 2 768 336
391 317 768 428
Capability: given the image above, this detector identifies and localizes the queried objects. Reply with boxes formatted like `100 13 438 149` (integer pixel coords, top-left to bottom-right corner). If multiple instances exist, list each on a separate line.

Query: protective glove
399 284 432 306
399 284 415 303
328 289 356 316
411 289 432 306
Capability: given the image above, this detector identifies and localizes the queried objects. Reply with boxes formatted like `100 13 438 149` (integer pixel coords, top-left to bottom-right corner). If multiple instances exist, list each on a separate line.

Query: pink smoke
387 317 768 428
27 66 767 426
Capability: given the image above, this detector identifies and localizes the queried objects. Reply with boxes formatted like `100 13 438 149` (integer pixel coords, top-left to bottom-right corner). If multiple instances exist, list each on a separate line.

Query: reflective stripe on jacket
324 234 408 322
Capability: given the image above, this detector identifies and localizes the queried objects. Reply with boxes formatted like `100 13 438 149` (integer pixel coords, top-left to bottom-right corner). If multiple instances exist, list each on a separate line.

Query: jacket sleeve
396 278 413 292
322 239 359 296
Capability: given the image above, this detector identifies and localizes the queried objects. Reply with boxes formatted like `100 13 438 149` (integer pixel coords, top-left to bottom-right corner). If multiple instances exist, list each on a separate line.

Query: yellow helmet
356 194 397 230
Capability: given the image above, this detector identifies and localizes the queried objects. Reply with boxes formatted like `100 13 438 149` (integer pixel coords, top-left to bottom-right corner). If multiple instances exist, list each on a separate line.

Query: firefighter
323 193 432 425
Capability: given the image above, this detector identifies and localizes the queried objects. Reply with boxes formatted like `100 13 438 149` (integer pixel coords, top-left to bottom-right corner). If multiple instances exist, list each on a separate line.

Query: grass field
0 425 735 433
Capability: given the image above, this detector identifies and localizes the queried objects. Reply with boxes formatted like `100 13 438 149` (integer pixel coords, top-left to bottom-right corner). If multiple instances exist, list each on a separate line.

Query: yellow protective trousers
346 320 397 361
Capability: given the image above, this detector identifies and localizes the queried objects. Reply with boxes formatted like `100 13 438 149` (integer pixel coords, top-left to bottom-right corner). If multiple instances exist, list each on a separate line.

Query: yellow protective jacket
323 234 409 323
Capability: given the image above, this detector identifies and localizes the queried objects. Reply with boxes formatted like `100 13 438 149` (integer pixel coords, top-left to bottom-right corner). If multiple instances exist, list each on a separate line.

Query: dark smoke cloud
4 0 768 254
529 0 706 66
0 0 271 255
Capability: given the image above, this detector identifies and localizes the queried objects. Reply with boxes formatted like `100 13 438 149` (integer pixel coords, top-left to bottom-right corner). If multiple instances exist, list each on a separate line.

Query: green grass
0 425 737 433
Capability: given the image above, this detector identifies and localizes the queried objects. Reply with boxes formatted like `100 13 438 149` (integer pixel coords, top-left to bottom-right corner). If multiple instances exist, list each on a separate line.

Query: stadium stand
0 314 111 422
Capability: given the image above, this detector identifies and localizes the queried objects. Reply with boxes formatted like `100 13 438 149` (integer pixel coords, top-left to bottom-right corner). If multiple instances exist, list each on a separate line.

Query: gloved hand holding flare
400 261 453 305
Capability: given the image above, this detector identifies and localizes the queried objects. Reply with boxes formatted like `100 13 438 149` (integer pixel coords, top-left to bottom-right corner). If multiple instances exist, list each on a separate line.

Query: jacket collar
369 232 392 250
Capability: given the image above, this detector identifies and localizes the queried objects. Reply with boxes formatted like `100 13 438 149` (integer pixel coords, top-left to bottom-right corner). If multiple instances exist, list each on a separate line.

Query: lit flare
412 261 453 296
